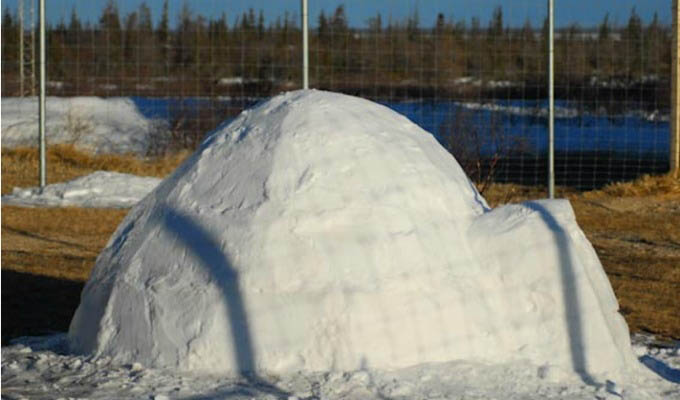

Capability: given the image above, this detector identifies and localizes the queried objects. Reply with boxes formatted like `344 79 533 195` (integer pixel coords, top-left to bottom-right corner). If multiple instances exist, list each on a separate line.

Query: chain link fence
1 0 674 191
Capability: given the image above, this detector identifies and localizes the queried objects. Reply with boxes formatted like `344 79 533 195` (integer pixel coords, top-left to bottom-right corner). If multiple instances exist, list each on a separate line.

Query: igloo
69 90 637 377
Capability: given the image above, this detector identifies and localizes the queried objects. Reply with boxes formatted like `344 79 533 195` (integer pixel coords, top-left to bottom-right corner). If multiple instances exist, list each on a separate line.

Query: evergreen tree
174 1 194 68
194 15 209 78
368 12 382 34
488 6 504 40
598 13 610 41
137 2 153 80
540 15 549 51
316 10 331 81
123 11 139 62
2 7 18 68
283 11 290 38
49 19 67 80
566 23 581 40
432 13 455 87
644 12 662 75
453 18 466 38
97 0 123 79
2 7 15 38
467 17 482 76
210 12 229 71
138 3 152 34
330 5 347 35
406 8 419 41
564 23 587 80
516 19 537 76
487 6 505 78
435 13 445 36
366 12 383 79
247 8 256 32
470 16 481 37
597 13 613 76
257 10 265 40
330 6 349 71
213 12 228 47
519 19 535 44
623 7 643 77
157 0 170 63
318 10 329 41
99 0 121 36
67 6 81 44
240 10 250 31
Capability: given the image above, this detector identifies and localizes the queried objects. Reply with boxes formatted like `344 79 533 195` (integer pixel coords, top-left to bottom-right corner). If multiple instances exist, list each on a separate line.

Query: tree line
1 1 672 104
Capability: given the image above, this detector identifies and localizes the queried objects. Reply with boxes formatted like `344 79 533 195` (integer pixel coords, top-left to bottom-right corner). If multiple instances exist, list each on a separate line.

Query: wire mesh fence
0 0 673 191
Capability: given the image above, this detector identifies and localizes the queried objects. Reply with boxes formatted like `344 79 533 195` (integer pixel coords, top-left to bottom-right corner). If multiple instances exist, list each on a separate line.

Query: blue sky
3 0 672 28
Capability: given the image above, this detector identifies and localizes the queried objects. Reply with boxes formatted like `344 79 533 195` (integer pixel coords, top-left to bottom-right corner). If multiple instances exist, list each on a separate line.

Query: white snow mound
1 171 161 208
69 90 637 377
1 97 152 154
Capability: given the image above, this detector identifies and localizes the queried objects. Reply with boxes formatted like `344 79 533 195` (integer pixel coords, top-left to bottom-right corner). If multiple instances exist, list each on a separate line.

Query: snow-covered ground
1 96 156 154
1 334 678 400
1 171 161 208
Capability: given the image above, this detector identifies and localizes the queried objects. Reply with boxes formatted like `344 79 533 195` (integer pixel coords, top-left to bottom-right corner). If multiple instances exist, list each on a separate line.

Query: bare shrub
145 99 239 157
145 119 173 157
439 106 526 194
64 106 93 144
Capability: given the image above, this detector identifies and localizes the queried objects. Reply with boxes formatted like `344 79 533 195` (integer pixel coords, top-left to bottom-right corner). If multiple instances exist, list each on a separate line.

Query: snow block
69 90 637 376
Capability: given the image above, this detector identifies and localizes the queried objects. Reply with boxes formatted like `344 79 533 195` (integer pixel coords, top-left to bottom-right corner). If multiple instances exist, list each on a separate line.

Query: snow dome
69 90 636 377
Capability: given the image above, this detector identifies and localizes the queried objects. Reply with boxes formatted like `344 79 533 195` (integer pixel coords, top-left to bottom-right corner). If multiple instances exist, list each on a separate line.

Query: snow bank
1 171 160 208
1 97 153 154
69 90 637 379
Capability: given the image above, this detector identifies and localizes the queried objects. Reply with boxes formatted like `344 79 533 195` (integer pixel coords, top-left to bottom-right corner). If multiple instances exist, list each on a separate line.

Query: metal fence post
301 0 309 89
672 0 680 178
39 0 46 189
548 0 555 197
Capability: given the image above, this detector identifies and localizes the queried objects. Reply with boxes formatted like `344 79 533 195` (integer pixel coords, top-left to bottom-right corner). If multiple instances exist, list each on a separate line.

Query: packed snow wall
69 90 636 377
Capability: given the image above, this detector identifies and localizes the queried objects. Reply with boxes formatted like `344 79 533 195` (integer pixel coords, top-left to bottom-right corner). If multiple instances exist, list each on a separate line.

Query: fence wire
0 0 673 191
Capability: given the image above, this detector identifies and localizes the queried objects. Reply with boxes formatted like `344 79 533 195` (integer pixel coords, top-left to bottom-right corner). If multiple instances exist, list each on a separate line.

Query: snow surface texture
1 171 161 208
70 90 638 381
1 97 152 154
3 334 679 400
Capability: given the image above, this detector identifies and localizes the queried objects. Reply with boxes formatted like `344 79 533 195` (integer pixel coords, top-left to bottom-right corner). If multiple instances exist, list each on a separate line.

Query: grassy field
2 146 679 344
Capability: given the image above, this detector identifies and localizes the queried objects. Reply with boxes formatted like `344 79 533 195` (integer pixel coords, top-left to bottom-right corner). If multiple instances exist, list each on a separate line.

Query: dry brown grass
2 206 128 281
588 174 680 198
2 147 679 343
481 183 578 207
2 206 129 342
1 144 189 195
568 194 680 340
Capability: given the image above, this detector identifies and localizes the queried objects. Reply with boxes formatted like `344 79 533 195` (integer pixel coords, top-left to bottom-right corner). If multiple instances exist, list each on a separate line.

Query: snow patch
1 96 154 154
1 171 161 208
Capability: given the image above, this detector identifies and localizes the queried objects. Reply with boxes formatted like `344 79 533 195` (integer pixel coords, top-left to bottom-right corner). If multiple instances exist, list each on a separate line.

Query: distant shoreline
4 78 669 117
